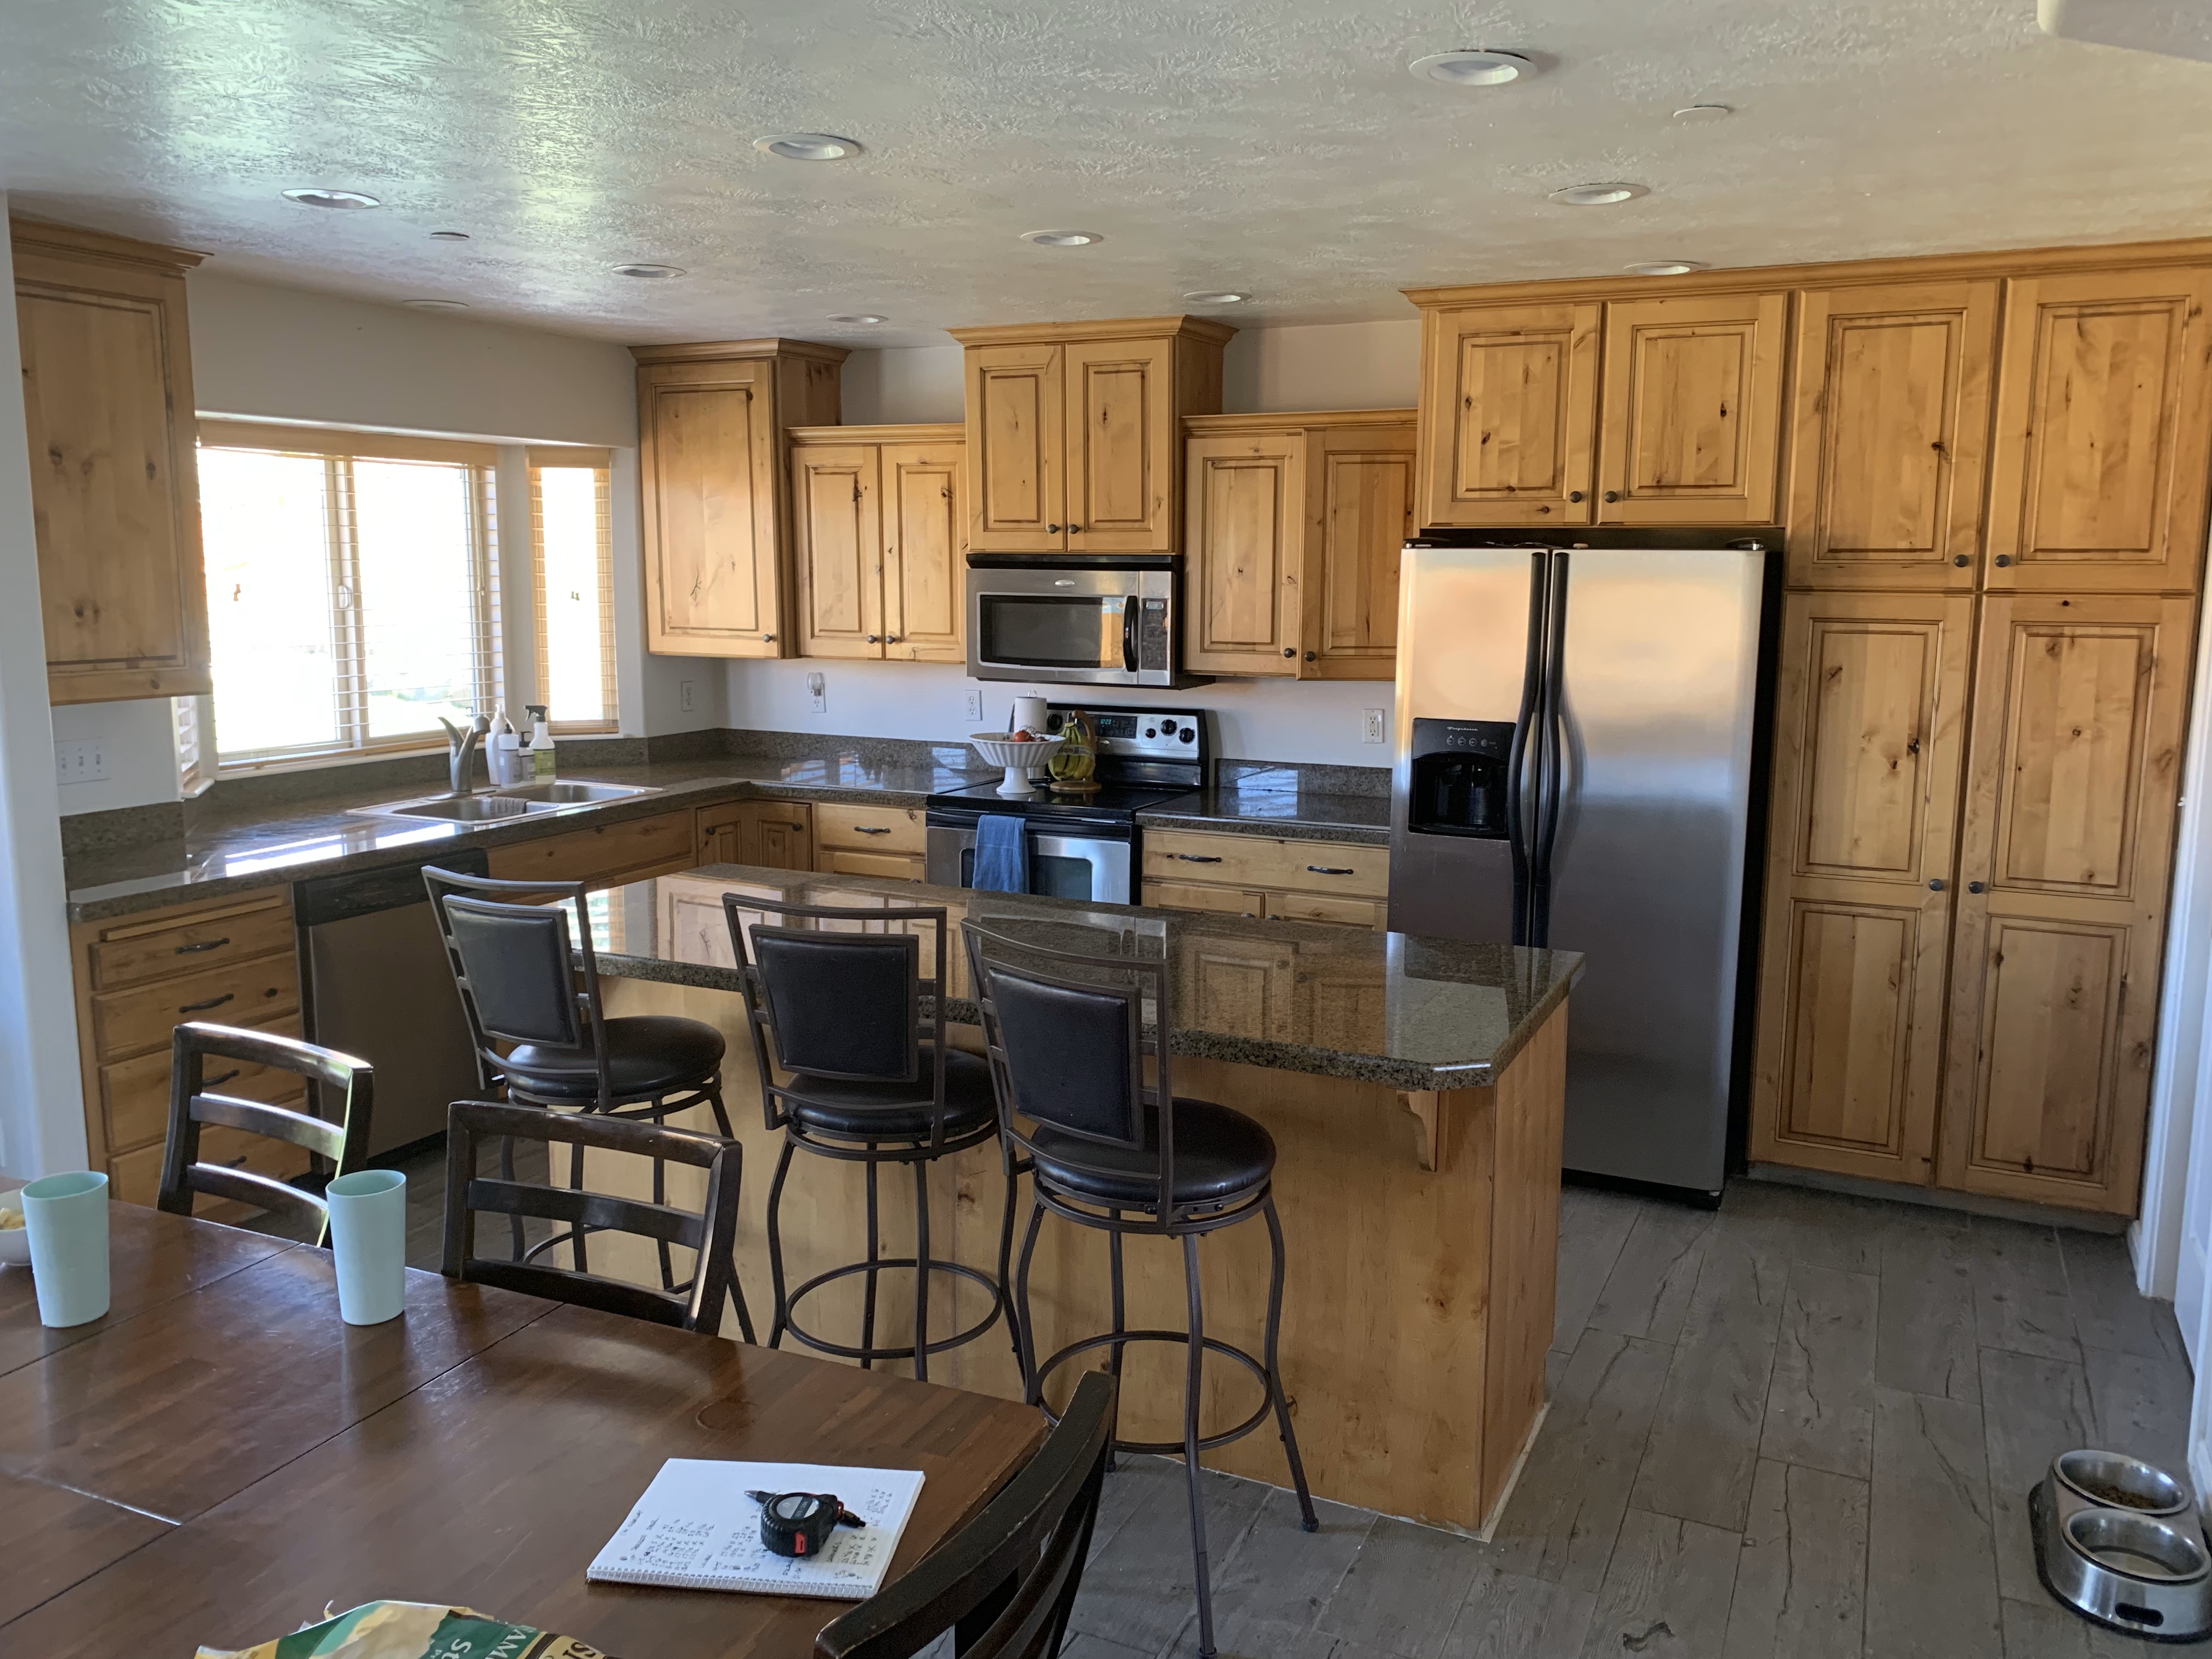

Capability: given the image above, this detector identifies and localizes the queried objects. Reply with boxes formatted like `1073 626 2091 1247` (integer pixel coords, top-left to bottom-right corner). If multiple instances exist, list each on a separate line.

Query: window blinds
528 447 618 733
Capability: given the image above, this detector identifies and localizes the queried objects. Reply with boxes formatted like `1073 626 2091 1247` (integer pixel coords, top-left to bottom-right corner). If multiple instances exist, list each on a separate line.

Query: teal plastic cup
325 1169 408 1325
22 1171 111 1328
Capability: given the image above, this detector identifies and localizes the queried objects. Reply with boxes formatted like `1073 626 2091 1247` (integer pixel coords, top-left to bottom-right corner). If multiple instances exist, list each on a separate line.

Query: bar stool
724 894 1019 1381
962 915 1317 1659
423 866 748 1337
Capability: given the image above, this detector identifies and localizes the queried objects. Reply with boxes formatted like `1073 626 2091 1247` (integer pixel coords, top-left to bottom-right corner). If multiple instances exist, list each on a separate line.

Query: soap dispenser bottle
526 704 556 780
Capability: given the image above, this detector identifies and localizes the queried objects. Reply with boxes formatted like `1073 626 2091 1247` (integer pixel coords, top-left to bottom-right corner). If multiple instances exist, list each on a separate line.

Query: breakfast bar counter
576 864 1582 1531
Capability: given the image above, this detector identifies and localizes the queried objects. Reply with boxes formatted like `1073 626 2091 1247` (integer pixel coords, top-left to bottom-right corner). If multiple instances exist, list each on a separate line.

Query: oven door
966 557 1181 687
924 823 1133 905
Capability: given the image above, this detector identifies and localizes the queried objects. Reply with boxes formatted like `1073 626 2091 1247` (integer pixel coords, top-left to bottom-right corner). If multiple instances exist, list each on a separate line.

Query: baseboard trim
1744 1162 2132 1236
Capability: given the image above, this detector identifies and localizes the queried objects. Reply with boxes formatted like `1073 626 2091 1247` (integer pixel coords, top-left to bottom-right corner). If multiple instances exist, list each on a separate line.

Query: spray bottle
526 704 556 780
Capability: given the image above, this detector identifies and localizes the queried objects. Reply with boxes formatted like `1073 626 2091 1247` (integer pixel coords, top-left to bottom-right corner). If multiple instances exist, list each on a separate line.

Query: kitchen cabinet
1182 410 1416 679
633 338 847 658
1416 300 1600 529
789 424 966 662
1984 268 2212 594
1936 594 2194 1212
1142 830 1389 929
696 799 814 871
950 316 1232 554
13 218 211 704
1784 280 1999 589
487 808 699 887
813 802 925 882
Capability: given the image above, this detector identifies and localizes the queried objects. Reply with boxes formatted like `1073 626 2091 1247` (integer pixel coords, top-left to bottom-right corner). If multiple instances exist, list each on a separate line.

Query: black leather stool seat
1029 1096 1275 1209
507 1015 726 1101
785 1048 997 1141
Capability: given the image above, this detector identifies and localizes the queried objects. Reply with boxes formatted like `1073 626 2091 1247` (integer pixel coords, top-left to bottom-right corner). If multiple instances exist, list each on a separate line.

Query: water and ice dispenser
1406 718 1515 838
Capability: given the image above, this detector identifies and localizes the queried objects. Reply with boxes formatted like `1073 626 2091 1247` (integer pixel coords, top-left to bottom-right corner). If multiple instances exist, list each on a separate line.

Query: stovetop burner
927 778 1201 818
926 701 1209 822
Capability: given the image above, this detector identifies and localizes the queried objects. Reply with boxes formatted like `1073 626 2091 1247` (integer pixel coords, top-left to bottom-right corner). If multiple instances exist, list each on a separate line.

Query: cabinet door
1180 934 1297 1040
792 443 883 659
1748 593 1975 1186
1598 292 1788 525
1184 430 1304 675
15 249 210 702
882 442 966 662
1306 419 1415 679
965 343 1064 550
1417 301 1600 527
749 802 815 871
1985 269 2212 592
1064 337 1176 552
638 358 783 656
1785 280 1999 589
1937 594 2194 1212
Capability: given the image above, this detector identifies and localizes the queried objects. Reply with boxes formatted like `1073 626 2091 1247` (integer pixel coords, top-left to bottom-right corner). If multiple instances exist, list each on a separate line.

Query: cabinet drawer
99 1012 305 1157
91 952 300 1062
88 894 294 991
108 1124 313 1210
1143 879 1267 919
815 803 926 855
486 810 695 887
1142 830 1390 899
818 848 927 882
1268 893 1386 929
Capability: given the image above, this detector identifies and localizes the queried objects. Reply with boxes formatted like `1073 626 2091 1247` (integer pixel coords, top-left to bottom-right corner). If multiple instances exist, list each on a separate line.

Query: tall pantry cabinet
1750 261 2212 1214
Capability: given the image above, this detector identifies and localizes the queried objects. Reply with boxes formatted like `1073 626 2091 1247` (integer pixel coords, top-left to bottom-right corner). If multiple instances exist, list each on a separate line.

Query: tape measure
748 1490 865 1558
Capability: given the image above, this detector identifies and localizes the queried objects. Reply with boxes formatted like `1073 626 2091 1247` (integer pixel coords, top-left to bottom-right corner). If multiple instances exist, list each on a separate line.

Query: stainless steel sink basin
348 780 661 822
490 781 659 806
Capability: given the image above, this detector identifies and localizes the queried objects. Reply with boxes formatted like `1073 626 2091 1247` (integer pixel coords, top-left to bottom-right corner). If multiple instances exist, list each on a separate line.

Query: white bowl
968 733 1064 797
0 1212 29 1267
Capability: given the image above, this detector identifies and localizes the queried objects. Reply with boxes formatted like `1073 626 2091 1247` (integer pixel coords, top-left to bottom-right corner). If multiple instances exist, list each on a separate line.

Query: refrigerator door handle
1528 550 1572 948
1505 551 1549 946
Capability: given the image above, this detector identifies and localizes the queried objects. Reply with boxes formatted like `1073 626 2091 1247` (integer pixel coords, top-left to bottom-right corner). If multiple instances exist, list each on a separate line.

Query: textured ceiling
2 0 2210 349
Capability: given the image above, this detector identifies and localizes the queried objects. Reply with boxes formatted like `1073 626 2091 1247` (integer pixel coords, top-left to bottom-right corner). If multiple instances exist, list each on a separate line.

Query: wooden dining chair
441 1099 749 1337
815 1372 1117 1659
157 1020 375 1246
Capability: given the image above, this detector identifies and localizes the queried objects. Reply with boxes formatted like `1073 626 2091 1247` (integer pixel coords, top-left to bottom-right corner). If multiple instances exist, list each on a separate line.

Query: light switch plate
1363 709 1386 745
55 737 109 785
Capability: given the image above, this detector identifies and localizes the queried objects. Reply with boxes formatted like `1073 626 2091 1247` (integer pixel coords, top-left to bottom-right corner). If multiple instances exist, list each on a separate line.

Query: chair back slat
441 1099 743 1335
814 1372 1116 1659
159 1022 375 1246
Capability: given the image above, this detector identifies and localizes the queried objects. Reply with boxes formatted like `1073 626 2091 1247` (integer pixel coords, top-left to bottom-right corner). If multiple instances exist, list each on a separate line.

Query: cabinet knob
887 634 900 644
1047 523 1062 533
1568 490 1584 503
1603 490 1621 503
1537 504 1551 514
1968 881 1985 894
1994 554 2013 567
1304 651 1316 662
1069 524 1084 533
866 634 879 643
763 633 776 642
1954 555 1970 567
1928 878 1945 891
1282 647 1296 658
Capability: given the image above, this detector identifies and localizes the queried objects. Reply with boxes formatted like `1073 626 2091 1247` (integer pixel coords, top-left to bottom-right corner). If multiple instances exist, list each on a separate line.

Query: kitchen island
575 864 1581 1531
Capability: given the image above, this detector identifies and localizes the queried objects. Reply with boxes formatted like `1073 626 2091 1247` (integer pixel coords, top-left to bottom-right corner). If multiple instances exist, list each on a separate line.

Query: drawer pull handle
202 1068 242 1090
853 826 892 835
1174 854 1225 864
1307 865 1356 876
174 937 230 955
179 993 235 1014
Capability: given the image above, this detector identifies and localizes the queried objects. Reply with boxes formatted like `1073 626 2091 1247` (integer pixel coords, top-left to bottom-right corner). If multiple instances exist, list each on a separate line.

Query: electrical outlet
679 679 697 713
808 672 827 714
1363 708 1386 745
964 690 984 723
54 737 109 785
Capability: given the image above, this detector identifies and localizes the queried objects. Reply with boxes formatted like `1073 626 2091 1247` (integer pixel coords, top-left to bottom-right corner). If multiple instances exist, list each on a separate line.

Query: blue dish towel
972 814 1030 893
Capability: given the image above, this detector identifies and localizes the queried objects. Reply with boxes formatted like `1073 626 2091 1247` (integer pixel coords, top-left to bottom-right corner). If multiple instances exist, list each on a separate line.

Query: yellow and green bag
196 1599 612 1658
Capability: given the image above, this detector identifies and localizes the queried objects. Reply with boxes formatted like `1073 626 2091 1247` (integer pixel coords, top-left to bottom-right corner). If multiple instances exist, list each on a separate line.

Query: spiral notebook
585 1459 927 1600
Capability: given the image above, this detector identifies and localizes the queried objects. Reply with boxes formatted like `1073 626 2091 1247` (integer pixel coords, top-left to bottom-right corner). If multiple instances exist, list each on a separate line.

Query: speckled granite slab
589 862 1579 1092
1138 786 1391 845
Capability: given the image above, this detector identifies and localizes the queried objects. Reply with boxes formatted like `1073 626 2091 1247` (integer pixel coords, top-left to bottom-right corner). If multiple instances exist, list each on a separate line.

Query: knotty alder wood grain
881 439 967 662
1065 336 1173 553
964 342 1065 550
1418 300 1600 529
1312 420 1415 679
789 426 967 663
1598 291 1788 527
1185 427 1302 673
791 439 881 658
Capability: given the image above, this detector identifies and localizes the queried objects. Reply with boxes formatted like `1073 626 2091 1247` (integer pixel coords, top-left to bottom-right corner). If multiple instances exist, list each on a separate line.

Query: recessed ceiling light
1407 49 1533 87
1183 290 1252 304
753 133 861 161
428 229 471 241
1021 230 1104 247
826 313 888 324
1624 260 1710 276
1548 182 1650 206
1672 104 1733 122
281 187 380 210
405 298 470 310
610 262 685 279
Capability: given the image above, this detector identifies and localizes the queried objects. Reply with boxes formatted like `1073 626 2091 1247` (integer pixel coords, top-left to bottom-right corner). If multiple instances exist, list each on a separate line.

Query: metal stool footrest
781 1255 1006 1365
1032 1328 1277 1455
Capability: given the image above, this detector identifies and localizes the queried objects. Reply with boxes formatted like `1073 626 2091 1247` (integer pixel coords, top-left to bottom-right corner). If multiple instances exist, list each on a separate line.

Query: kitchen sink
490 781 659 806
348 780 661 822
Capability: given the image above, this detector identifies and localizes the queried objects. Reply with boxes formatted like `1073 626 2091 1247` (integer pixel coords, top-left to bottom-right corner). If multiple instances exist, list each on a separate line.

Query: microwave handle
1121 597 1138 672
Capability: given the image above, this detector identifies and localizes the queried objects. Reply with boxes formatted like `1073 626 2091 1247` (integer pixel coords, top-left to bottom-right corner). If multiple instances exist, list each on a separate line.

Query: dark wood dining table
0 1200 1046 1656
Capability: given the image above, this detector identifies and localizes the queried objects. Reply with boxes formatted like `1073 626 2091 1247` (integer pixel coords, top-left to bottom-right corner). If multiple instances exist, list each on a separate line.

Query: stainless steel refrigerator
1387 530 1773 1198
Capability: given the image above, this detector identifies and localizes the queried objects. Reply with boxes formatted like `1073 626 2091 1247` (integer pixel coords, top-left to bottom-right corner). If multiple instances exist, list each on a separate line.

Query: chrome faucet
439 714 491 794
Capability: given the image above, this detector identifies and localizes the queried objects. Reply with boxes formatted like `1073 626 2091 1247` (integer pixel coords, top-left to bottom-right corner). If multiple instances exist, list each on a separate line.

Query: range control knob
1144 726 1158 738
1179 728 1195 743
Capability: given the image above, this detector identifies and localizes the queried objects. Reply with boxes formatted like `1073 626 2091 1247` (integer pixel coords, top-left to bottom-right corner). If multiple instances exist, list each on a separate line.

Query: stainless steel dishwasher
295 847 490 1156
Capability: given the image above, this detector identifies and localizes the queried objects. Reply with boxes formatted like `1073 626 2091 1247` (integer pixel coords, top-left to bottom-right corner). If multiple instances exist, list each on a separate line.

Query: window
530 447 618 733
196 424 501 766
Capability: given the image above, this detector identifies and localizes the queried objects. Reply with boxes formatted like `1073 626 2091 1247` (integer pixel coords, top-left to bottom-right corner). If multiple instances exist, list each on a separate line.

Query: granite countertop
589 862 1579 1092
1137 783 1390 846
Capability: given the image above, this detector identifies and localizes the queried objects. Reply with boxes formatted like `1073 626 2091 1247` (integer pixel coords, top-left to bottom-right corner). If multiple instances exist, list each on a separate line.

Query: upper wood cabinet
1784 280 1999 589
634 338 847 658
789 424 965 663
1416 301 1599 529
1183 411 1415 679
13 219 211 704
1984 268 2212 593
950 317 1231 555
1598 291 1788 526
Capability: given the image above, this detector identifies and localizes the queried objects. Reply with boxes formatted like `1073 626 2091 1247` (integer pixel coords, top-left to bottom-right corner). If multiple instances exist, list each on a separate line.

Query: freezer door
1547 546 1765 1192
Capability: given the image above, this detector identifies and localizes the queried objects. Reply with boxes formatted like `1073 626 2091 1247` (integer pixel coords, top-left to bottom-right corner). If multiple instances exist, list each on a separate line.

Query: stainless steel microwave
965 554 1207 687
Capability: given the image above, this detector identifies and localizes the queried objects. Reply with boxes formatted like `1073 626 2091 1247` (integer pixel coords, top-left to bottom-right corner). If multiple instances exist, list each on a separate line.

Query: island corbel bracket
1398 1088 1457 1172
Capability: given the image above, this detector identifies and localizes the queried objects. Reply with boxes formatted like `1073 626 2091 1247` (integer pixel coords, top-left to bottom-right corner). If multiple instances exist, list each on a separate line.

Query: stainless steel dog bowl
2032 1451 2212 1642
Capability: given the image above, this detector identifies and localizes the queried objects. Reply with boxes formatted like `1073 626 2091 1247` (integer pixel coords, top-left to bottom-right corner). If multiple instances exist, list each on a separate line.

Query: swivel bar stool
424 866 749 1338
725 894 1020 1381
962 915 1317 1659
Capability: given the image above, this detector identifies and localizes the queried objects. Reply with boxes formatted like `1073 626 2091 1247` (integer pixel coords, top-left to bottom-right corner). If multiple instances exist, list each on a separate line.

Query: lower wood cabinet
813 802 926 882
486 808 699 888
1141 830 1389 929
695 799 813 871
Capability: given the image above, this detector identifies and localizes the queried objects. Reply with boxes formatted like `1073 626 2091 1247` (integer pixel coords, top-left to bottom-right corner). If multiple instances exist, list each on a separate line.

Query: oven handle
1122 597 1138 673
